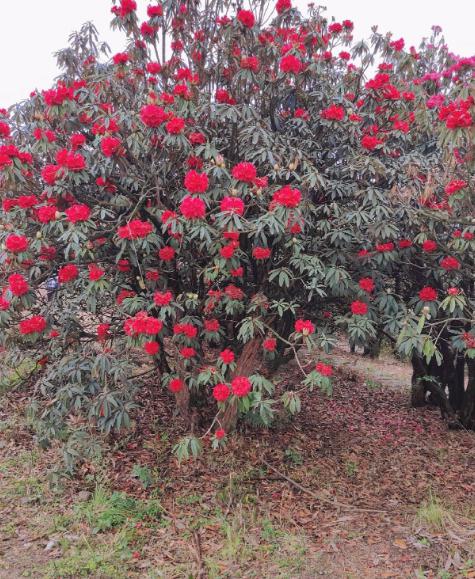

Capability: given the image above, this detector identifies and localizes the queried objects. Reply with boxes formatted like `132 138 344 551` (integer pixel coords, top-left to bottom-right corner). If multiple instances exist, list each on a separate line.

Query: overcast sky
1 0 474 107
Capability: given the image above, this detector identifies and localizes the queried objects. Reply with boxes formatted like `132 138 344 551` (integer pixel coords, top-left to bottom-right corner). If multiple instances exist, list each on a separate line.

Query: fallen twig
262 459 388 514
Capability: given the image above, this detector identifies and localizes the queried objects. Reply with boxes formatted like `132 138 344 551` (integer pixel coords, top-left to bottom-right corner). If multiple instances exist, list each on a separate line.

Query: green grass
416 492 454 531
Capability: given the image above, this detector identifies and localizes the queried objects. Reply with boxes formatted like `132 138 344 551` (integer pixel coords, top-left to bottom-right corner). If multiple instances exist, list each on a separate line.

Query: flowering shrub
0 0 474 465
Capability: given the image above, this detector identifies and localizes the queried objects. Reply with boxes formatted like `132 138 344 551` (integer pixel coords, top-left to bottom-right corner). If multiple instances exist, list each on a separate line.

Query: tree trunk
220 338 261 432
461 358 475 429
175 386 190 423
411 353 427 407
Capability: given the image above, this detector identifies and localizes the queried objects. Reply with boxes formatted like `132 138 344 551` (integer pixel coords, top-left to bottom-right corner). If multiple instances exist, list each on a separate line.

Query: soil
1 346 474 578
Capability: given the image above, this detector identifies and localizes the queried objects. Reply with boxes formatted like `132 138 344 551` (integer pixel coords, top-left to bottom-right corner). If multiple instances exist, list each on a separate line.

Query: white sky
1 0 474 107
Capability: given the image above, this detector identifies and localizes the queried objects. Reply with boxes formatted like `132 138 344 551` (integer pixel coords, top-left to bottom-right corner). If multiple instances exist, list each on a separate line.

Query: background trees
0 0 473 465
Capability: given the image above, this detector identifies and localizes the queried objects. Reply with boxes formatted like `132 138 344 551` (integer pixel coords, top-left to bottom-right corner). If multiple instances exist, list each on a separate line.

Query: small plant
284 447 304 466
416 492 453 531
131 463 154 489
345 461 358 478
75 487 162 533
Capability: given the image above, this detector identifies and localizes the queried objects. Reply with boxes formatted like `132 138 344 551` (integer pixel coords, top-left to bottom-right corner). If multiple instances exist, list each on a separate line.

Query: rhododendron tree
0 0 474 466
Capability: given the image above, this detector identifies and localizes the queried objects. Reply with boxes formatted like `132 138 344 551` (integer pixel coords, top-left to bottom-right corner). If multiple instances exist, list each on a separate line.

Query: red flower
359 278 375 293
232 162 257 183
447 287 460 296
213 383 230 402
253 247 271 260
19 315 47 335
376 242 395 253
65 204 91 223
240 56 260 72
41 164 61 184
276 0 291 13
315 362 333 376
204 319 220 332
216 89 234 104
113 52 129 65
144 341 160 355
220 196 245 215
231 376 251 397
140 104 167 127
445 180 467 196
70 133 86 150
97 323 110 340
118 219 153 239
169 378 184 393
321 104 345 121
159 246 175 261
220 349 235 364
295 319 314 335
166 117 185 134
272 185 301 208
422 240 437 252
440 256 460 270
146 62 162 74
88 264 105 281
237 9 255 28
180 346 196 359
37 205 57 223
399 239 412 249
8 273 29 296
116 289 135 304
419 286 437 301
361 135 383 150
124 311 163 336
101 136 122 157
174 323 198 338
280 54 304 74
117 260 131 273
58 264 79 283
231 267 244 277
184 170 208 193
215 428 226 439
180 195 206 219
5 234 28 253
263 338 277 351
351 300 368 315
154 290 173 306
224 284 244 300
220 244 236 259
147 4 163 17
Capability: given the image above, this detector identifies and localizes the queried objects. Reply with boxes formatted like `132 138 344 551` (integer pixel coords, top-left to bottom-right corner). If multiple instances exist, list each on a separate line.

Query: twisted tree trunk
220 337 261 432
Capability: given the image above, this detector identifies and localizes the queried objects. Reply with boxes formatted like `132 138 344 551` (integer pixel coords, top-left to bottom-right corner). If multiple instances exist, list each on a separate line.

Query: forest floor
1 343 475 578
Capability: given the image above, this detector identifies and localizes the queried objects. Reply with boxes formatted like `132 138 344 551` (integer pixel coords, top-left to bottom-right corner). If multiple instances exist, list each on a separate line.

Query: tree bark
220 337 261 432
461 358 475 429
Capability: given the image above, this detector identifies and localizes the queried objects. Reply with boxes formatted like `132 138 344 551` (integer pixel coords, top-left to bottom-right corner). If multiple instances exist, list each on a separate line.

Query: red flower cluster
295 319 314 334
213 383 230 402
19 315 47 335
351 300 368 315
276 0 291 13
252 247 271 260
118 219 153 239
140 104 168 127
220 349 235 364
58 264 79 283
237 9 255 28
315 362 333 376
321 104 345 121
361 135 383 150
8 273 29 296
359 277 375 293
144 341 160 355
419 286 437 301
232 161 257 183
88 264 105 281
169 378 184 393
180 195 206 219
154 290 173 306
174 323 198 338
220 196 245 215
272 185 302 208
5 234 28 253
440 256 460 270
280 54 304 74
263 338 277 351
101 136 122 157
422 240 437 252
124 311 163 336
184 170 208 193
65 204 91 223
445 180 467 195
231 376 251 397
